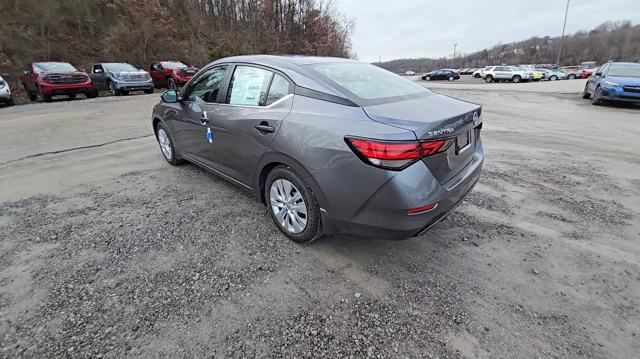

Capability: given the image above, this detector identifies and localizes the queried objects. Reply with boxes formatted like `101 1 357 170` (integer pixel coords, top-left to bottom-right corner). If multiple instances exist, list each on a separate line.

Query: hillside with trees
0 0 354 99
378 21 640 73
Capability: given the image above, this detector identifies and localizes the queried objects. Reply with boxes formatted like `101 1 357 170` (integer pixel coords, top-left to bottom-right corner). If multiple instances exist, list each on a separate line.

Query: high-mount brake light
345 137 452 170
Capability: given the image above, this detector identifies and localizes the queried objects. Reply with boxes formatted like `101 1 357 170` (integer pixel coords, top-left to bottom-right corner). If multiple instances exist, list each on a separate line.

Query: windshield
608 63 640 78
104 63 138 72
308 62 430 105
161 61 187 69
34 62 77 73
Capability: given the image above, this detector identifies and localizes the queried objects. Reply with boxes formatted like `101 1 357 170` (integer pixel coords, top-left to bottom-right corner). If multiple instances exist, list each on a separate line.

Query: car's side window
186 66 228 103
226 66 273 106
265 74 290 106
92 64 104 74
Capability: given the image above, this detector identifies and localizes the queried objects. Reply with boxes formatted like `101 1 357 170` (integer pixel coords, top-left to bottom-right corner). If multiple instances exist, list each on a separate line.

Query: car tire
86 90 97 99
591 86 603 106
6 98 15 106
155 123 185 166
474 74 480 78
484 75 493 83
37 87 51 103
144 88 154 94
448 76 454 82
121 90 129 96
109 81 120 96
68 94 76 100
512 75 521 83
581 84 591 99
425 76 431 81
265 166 323 243
568 74 576 80
166 78 177 90
549 75 558 81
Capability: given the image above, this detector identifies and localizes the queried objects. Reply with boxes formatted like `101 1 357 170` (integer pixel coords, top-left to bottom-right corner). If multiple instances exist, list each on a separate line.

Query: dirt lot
1 82 639 358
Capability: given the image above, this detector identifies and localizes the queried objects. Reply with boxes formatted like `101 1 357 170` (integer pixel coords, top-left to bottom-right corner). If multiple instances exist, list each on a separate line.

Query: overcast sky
336 0 640 62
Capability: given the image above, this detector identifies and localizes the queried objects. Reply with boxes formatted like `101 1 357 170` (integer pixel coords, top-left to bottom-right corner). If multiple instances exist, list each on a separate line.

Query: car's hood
606 76 640 86
363 93 480 139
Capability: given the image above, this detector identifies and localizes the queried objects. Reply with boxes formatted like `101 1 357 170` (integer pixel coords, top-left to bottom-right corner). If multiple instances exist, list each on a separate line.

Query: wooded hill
0 0 354 97
378 21 640 74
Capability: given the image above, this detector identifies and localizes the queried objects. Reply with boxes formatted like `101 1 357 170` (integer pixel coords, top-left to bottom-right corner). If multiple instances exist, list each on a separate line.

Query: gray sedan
151 55 484 242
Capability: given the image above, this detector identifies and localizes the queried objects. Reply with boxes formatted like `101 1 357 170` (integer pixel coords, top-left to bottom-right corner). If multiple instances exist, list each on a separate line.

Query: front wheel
581 84 591 99
265 166 323 243
166 78 177 90
448 76 454 82
155 123 185 166
591 86 603 106
144 88 154 94
568 74 576 80
6 98 15 106
109 81 120 96
425 76 431 81
512 75 521 83
549 75 558 81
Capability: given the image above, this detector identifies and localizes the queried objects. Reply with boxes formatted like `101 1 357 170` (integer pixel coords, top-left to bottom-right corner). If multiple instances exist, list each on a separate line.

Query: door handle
200 111 210 126
254 124 275 133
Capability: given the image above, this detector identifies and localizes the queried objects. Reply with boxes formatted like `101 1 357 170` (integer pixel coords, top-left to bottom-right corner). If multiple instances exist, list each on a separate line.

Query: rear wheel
568 74 577 80
425 76 431 81
448 76 454 81
512 75 521 83
581 84 591 99
484 75 493 83
549 75 558 81
265 166 322 243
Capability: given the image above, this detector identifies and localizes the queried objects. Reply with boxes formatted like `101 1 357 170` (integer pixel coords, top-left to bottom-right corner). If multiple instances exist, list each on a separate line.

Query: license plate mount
456 130 471 155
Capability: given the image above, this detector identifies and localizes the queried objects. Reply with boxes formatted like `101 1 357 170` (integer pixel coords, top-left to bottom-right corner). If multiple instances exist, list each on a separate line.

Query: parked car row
11 60 199 104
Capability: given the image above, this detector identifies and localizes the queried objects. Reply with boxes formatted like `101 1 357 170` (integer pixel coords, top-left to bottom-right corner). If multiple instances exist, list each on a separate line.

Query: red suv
20 62 96 102
149 61 198 89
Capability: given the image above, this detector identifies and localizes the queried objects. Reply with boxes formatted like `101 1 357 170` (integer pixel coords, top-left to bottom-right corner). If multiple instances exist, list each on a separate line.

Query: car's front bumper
0 87 11 101
600 86 640 103
319 139 484 240
114 79 153 91
40 82 94 95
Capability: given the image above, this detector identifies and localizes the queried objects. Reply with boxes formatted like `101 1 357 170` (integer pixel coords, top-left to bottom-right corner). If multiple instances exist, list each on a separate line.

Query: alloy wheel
270 179 308 234
157 128 172 160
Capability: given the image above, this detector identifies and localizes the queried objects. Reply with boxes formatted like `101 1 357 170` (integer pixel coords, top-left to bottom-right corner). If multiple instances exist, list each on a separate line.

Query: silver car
90 63 154 96
482 66 531 83
152 56 484 242
538 68 567 81
0 74 14 107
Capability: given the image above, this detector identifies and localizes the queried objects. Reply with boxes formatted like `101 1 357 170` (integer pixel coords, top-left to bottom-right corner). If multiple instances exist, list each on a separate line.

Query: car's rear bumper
320 140 484 240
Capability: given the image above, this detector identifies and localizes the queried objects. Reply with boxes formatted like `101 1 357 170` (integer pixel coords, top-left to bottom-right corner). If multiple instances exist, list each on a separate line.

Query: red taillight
345 137 452 170
407 203 438 215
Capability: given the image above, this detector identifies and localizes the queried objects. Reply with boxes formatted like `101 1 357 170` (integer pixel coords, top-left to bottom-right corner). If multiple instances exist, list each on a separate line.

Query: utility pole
557 0 570 66
453 43 458 67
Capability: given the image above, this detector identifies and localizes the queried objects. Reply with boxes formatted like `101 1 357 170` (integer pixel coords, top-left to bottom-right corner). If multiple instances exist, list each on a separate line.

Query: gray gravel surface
1 85 639 358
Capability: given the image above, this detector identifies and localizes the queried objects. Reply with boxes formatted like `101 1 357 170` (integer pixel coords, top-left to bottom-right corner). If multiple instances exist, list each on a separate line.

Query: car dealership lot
1 83 639 358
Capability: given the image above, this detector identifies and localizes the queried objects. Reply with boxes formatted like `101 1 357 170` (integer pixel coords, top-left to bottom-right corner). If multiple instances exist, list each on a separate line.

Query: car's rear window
307 62 431 106
608 63 640 78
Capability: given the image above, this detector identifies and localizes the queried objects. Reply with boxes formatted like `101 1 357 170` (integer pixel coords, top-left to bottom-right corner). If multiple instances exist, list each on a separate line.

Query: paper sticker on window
228 67 271 106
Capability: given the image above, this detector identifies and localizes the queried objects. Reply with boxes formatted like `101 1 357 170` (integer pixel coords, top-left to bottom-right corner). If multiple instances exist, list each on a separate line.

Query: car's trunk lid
363 93 481 183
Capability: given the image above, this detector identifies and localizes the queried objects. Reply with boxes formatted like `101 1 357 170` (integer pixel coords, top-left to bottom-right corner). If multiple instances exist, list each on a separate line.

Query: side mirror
161 90 179 103
595 72 602 77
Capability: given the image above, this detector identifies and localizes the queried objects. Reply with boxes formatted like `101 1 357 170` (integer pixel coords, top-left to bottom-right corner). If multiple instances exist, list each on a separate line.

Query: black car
422 69 460 81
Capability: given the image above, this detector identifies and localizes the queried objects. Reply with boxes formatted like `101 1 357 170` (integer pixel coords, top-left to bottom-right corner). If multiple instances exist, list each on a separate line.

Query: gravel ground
0 83 639 358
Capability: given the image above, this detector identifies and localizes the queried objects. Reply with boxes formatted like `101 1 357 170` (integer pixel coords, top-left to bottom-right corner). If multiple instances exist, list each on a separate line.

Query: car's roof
207 55 361 98
609 62 640 66
34 61 71 64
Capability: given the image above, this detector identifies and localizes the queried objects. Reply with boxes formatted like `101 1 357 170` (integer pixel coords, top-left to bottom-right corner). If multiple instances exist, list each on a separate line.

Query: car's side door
588 64 608 92
170 65 230 168
434 70 445 80
90 64 108 91
208 65 294 186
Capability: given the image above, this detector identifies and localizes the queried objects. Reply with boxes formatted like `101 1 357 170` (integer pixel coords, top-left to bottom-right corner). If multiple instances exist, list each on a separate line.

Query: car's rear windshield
34 63 77 72
104 63 138 72
608 63 640 78
307 62 431 106
162 61 187 69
